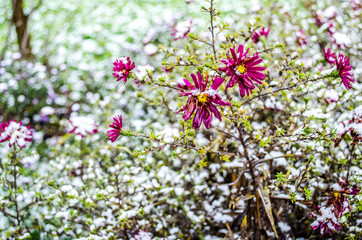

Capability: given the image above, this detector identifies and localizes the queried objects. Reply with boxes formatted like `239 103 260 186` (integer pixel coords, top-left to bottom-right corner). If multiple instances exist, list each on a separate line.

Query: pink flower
310 206 342 236
296 30 307 47
107 115 123 142
69 116 98 137
219 44 266 98
323 48 336 65
178 71 230 130
252 27 270 43
335 53 355 90
0 120 32 149
112 57 135 83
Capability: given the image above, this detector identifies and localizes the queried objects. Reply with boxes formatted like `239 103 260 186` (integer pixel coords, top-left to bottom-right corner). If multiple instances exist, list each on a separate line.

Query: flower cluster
107 115 123 142
112 57 135 83
323 48 355 90
310 179 360 235
69 116 98 137
252 27 270 43
335 105 362 147
0 120 32 149
219 44 266 98
178 72 230 129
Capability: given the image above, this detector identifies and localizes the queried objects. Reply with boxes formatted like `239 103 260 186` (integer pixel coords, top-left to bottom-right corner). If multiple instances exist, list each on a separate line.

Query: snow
278 222 291 232
332 32 352 46
330 183 342 191
69 116 98 136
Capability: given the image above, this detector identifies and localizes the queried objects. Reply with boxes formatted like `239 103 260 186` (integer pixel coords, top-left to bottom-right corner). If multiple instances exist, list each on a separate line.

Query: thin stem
209 0 217 60
241 75 331 106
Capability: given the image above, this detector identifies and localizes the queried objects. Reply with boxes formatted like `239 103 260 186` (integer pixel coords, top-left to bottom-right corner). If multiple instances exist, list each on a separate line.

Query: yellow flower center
333 192 341 198
198 93 209 103
122 69 126 73
237 64 246 74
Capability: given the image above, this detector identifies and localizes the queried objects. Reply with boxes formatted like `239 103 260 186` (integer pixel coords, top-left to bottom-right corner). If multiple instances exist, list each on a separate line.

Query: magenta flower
219 44 266 98
310 206 342 236
335 53 355 90
0 120 32 149
178 71 230 130
252 27 270 43
323 48 336 65
112 57 135 83
107 115 123 142
69 116 98 137
296 30 307 47
327 179 361 218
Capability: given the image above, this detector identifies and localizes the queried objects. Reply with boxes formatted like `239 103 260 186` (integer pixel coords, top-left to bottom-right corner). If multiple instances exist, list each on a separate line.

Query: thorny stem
209 0 217 60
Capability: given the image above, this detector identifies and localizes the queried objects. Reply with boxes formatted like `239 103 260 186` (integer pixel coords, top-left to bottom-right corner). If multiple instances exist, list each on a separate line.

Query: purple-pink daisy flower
107 115 123 142
112 57 135 83
335 53 355 90
178 71 230 130
0 120 32 149
219 44 266 98
252 27 270 43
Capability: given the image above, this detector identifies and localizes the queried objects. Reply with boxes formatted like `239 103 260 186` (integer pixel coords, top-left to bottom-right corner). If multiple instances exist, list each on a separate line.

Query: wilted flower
335 105 362 147
112 57 135 83
178 71 230 130
335 53 355 90
0 120 32 149
219 44 266 98
296 30 307 46
323 48 336 65
310 205 342 236
107 115 123 142
327 179 361 218
69 116 98 137
252 27 270 43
